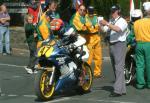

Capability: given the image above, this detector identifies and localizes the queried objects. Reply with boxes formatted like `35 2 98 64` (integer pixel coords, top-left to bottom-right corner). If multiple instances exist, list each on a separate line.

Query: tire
125 55 136 85
77 62 93 94
34 70 56 101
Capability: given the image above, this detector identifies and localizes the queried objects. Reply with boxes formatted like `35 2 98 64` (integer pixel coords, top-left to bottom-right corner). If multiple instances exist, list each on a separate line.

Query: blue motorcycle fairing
48 45 75 68
50 44 78 91
38 38 79 93
55 72 77 92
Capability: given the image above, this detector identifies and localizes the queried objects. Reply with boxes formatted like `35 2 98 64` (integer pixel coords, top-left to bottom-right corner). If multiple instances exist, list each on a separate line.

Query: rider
36 11 52 48
36 10 63 48
37 0 62 48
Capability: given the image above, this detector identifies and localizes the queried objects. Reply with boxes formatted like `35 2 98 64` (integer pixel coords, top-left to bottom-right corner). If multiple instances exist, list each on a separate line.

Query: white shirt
109 17 128 43
102 17 128 43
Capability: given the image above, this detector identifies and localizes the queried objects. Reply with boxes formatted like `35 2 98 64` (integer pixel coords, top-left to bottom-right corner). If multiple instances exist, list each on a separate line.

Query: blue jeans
0 26 10 53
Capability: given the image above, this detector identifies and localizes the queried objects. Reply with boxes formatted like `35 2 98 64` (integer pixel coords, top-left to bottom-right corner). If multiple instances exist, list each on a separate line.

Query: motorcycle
124 44 136 85
34 35 93 100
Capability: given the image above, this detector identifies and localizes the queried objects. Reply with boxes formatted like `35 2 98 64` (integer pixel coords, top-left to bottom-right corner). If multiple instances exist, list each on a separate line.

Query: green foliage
87 0 118 19
118 0 130 17
87 0 143 18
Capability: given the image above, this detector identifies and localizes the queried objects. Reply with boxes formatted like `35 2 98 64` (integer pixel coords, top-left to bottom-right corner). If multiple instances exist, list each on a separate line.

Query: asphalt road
0 54 150 103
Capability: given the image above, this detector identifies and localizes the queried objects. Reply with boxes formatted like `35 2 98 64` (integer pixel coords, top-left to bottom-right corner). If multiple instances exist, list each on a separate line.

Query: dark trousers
109 42 127 94
27 41 37 69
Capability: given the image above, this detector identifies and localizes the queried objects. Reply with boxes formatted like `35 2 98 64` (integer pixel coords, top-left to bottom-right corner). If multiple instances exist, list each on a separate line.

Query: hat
88 6 94 15
111 5 121 13
131 9 143 18
143 2 150 11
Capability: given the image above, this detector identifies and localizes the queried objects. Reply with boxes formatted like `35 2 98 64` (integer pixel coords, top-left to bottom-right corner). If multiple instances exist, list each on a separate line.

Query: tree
58 0 144 21
87 0 118 19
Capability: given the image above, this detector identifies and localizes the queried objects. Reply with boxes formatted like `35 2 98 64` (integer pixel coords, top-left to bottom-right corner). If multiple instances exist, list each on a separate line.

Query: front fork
48 66 55 85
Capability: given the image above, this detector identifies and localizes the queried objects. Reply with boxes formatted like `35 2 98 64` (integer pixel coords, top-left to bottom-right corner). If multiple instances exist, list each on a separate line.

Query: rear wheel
125 56 135 85
77 62 93 93
34 70 55 100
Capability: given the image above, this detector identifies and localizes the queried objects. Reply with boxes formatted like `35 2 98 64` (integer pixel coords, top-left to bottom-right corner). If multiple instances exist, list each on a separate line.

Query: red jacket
40 0 45 4
28 7 39 24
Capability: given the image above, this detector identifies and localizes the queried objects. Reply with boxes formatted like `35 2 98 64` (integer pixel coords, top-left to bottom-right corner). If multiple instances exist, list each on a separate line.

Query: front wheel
34 70 56 100
77 62 93 93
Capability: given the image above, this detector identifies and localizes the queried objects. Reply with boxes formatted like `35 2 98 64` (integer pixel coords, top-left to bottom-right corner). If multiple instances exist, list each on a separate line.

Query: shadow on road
100 86 113 93
92 86 113 94
34 90 91 102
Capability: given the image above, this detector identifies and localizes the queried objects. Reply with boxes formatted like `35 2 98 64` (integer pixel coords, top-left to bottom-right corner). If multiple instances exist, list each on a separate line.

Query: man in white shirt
100 5 128 97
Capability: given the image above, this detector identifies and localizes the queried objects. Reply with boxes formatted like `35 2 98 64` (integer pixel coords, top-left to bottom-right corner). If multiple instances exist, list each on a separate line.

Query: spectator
28 0 40 25
71 0 83 15
41 0 60 20
72 0 83 11
85 6 102 78
47 0 60 19
0 3 11 55
100 5 128 97
40 0 47 12
70 4 90 61
24 14 37 74
70 4 87 33
133 2 150 89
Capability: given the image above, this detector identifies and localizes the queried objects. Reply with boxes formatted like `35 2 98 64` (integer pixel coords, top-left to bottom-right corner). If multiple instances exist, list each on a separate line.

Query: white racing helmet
131 9 143 22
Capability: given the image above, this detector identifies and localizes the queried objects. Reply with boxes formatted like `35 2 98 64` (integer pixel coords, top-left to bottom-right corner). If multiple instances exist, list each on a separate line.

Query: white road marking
12 75 22 78
1 94 136 103
43 97 70 103
1 94 36 98
0 63 24 68
7 94 18 97
0 60 135 103
23 95 37 98
0 93 5 96
0 56 110 69
72 98 136 103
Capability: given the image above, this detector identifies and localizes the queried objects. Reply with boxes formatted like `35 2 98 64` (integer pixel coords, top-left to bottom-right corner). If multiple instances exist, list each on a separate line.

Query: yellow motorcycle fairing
38 45 54 58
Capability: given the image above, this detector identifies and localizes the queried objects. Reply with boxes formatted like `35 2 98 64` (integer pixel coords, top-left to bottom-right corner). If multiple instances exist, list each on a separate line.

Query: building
3 0 28 26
